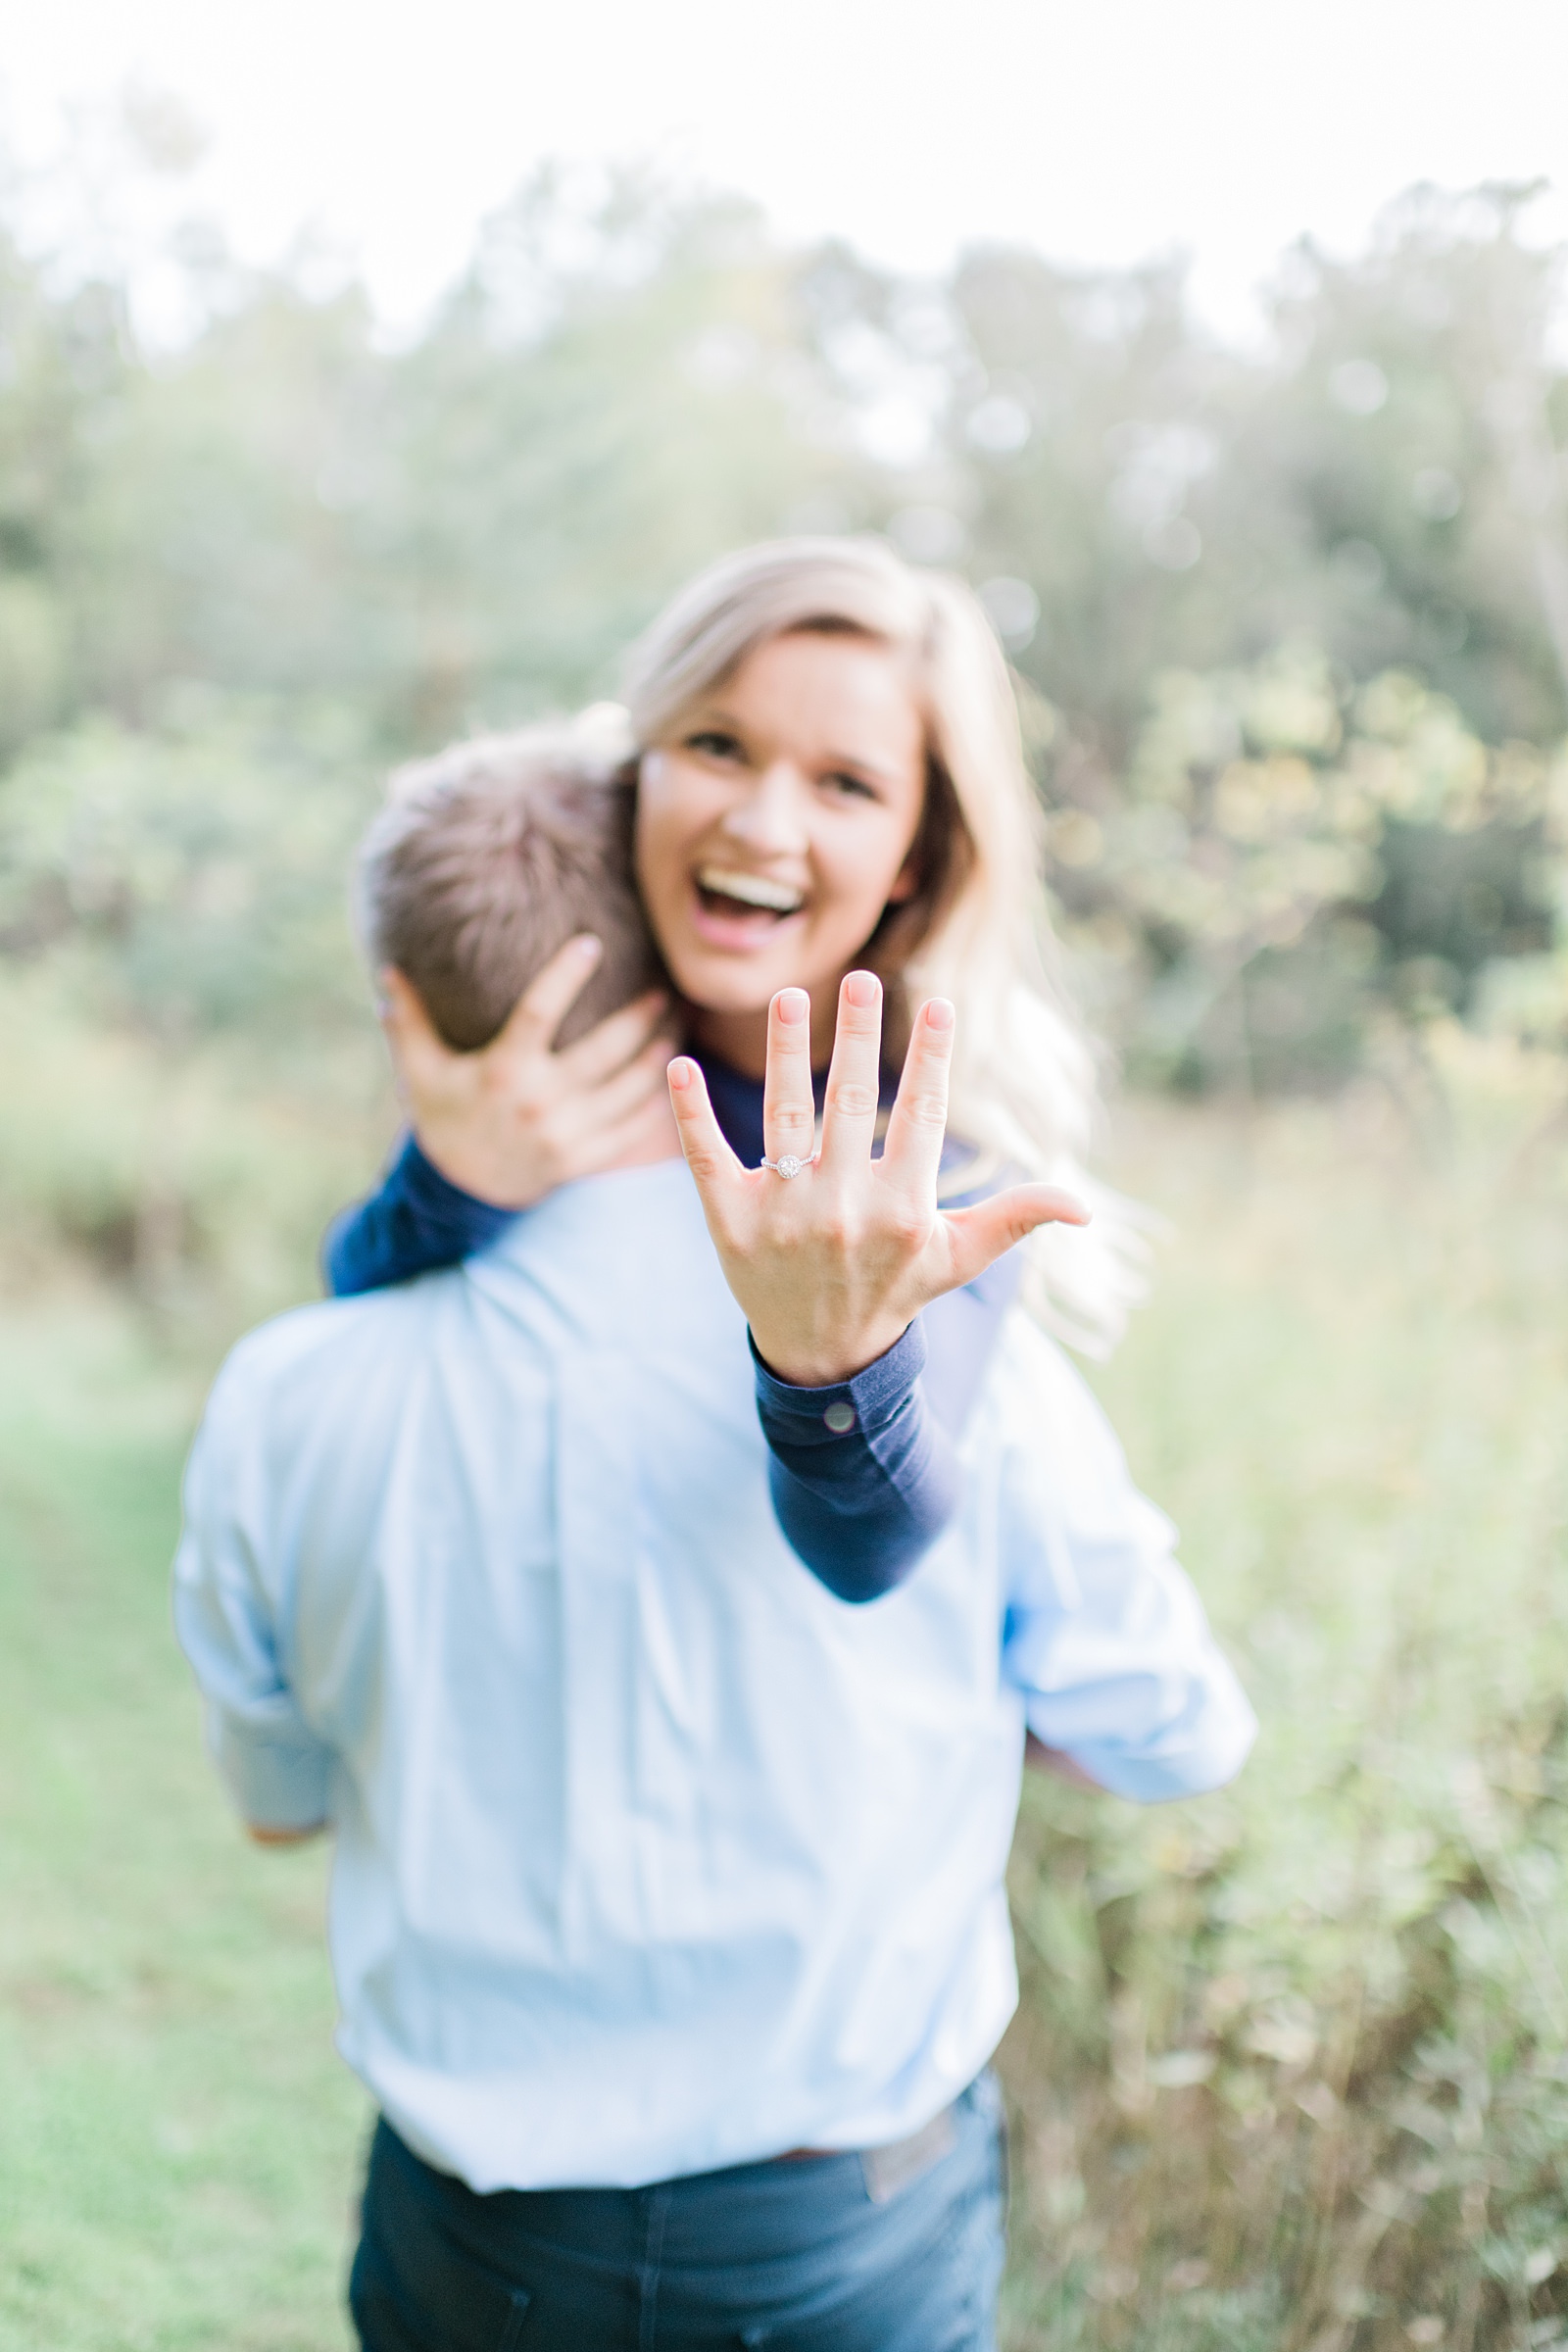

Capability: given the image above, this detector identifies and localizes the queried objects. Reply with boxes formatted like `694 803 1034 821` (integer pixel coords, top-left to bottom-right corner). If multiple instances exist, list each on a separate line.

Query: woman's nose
717 760 810 855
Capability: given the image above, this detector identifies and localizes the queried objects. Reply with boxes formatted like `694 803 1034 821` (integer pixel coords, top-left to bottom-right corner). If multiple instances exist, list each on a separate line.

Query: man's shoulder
205 1282 445 1427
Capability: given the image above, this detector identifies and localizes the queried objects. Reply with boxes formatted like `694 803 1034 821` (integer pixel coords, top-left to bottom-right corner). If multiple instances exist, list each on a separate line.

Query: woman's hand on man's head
379 938 677 1209
666 971 1090 1389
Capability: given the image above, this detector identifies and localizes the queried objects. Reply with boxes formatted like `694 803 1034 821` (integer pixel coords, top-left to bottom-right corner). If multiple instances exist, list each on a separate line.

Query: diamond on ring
764 1153 805 1179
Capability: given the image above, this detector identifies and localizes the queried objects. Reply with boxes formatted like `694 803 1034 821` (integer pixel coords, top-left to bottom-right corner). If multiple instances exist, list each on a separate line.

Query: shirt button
823 1401 857 1434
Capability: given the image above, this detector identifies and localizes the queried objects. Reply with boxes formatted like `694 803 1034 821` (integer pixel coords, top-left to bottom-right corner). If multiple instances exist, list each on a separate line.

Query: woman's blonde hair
621 535 1145 1354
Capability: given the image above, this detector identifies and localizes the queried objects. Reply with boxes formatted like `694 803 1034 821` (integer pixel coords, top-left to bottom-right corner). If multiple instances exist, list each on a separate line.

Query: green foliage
0 694 378 1038
0 170 860 750
886 186 1568 757
8 162 1568 754
0 697 390 1310
1043 647 1568 1087
998 1062 1568 2351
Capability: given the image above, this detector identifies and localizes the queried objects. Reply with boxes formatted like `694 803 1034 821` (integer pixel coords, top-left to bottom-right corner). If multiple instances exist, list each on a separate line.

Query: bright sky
4 0 1568 337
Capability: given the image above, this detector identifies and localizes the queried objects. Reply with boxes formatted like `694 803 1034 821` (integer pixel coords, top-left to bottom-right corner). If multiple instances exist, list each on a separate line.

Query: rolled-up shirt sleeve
997 1336 1256 1802
172 1360 333 1833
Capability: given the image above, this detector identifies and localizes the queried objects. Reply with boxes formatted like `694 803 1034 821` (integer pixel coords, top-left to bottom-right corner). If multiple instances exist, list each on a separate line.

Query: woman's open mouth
690 865 808 947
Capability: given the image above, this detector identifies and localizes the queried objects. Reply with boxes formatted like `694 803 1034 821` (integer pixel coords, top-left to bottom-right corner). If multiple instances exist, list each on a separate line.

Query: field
2 1045 1566 2351
1003 1044 1568 2351
0 1299 363 2352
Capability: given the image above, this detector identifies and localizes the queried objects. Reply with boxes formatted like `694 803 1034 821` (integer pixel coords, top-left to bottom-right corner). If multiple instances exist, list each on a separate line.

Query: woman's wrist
748 1311 915 1391
750 1318 922 1399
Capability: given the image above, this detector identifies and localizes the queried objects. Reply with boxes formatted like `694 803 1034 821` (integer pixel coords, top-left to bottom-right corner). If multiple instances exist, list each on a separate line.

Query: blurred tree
1041 647 1563 1089
1235 182 1568 743
0 691 376 1045
0 223 124 755
369 173 862 740
0 136 1565 1127
858 185 1568 764
0 164 863 752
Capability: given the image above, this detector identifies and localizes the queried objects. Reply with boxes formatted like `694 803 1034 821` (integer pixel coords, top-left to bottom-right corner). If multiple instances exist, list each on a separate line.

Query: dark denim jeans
350 2075 1007 2351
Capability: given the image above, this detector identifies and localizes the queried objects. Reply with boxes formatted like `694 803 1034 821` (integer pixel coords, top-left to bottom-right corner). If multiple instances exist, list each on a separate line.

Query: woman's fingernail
668 1057 694 1090
845 970 880 1008
777 989 809 1025
576 934 603 963
924 997 955 1032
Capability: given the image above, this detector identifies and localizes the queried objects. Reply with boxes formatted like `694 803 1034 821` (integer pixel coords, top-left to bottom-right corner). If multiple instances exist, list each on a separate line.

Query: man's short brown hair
356 720 662 1051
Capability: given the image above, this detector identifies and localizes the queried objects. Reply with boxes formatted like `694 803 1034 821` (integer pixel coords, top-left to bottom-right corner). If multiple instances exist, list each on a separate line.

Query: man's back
175 1160 1032 2190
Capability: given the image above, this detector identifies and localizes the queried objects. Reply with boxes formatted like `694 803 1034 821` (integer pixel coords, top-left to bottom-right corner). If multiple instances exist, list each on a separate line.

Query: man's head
356 720 662 1051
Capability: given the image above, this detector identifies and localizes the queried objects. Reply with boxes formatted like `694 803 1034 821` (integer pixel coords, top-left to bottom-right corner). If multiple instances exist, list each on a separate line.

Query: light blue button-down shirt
173 1159 1255 2192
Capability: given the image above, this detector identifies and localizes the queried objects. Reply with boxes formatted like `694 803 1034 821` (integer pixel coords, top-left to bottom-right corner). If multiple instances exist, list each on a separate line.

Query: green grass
3 1043 1567 2349
999 1043 1568 2351
0 1298 367 2352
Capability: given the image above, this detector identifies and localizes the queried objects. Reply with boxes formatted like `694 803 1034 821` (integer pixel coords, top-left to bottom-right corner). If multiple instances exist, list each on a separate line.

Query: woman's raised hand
380 938 676 1208
667 971 1089 1387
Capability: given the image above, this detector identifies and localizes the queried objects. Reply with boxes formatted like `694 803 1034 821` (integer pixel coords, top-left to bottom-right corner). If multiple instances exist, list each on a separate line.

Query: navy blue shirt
322 1054 1018 1601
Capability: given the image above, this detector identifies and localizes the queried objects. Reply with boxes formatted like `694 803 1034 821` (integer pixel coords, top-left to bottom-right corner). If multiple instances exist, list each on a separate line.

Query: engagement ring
761 1153 808 1179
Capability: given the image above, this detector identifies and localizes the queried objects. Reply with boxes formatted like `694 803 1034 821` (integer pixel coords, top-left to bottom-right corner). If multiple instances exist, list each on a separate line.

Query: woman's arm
751 1242 1023 1603
751 1320 954 1604
324 943 672 1294
324 1132 516 1295
666 974 1088 1599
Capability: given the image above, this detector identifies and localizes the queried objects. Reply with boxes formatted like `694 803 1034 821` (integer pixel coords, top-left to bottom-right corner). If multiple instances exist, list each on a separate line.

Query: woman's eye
685 729 743 762
823 770 878 802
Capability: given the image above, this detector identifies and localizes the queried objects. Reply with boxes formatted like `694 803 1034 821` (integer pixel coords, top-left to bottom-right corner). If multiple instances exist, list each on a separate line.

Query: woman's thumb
943 1185 1090 1289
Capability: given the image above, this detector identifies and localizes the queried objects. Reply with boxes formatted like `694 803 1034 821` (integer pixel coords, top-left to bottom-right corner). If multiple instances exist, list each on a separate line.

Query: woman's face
635 629 927 1069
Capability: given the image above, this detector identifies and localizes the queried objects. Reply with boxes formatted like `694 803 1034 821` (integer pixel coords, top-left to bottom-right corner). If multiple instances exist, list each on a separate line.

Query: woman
318 538 1252 2347
327 540 1140 1593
